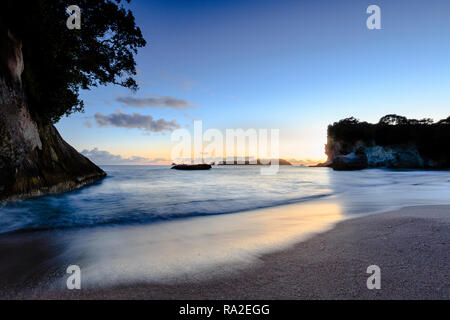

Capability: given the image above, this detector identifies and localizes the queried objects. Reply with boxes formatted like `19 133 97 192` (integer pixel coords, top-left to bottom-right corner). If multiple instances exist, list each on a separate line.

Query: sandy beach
2 204 448 300
3 0 450 305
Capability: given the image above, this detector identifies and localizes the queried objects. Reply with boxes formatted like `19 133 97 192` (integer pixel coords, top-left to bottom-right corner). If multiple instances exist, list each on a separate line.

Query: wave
4 166 450 236
0 193 332 235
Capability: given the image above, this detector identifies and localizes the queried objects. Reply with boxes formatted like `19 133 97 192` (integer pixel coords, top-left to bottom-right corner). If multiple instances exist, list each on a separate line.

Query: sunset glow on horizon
56 0 450 165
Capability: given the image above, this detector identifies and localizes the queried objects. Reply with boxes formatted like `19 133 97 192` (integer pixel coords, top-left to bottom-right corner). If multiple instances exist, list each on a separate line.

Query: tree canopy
328 114 450 166
1 0 146 123
378 114 408 126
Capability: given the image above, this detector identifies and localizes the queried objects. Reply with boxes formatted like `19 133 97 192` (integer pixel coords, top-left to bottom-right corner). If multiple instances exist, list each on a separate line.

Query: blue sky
57 0 450 163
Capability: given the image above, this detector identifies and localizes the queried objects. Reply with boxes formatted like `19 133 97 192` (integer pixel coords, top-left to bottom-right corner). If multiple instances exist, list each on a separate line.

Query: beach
2 0 450 304
2 204 449 300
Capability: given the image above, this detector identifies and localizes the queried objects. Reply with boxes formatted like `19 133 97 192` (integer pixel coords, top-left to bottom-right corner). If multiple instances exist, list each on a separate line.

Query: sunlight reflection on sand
62 201 344 286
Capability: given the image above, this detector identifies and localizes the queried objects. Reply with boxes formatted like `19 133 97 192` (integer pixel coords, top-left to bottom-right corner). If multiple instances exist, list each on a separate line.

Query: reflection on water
63 201 343 285
1 166 450 290
2 167 450 234
0 166 333 234
0 200 343 289
327 169 450 214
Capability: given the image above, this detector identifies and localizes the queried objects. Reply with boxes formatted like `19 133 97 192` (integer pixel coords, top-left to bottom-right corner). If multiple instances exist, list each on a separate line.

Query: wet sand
1 205 448 299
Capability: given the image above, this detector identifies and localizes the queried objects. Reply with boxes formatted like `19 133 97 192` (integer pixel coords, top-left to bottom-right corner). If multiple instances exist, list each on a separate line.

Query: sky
56 0 450 164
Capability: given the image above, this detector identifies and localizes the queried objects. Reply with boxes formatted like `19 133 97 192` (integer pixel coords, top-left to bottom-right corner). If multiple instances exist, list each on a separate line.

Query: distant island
317 114 450 170
218 158 292 165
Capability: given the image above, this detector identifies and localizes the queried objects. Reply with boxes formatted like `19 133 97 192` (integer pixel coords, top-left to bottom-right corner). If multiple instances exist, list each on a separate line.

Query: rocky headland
317 115 450 171
0 30 105 201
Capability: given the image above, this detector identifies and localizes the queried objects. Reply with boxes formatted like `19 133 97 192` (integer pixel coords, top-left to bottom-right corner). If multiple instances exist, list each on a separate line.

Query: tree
417 118 433 125
407 118 434 125
1 0 146 123
437 116 450 125
327 114 450 168
336 117 360 125
378 114 408 126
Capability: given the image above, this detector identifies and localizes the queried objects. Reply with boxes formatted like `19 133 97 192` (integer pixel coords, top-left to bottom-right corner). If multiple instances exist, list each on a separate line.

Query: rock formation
0 30 105 201
318 115 450 170
322 139 427 170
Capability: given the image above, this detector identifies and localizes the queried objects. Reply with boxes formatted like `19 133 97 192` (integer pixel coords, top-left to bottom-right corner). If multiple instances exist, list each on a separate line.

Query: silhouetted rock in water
321 115 450 171
171 164 212 170
0 31 105 201
331 147 367 171
218 158 292 165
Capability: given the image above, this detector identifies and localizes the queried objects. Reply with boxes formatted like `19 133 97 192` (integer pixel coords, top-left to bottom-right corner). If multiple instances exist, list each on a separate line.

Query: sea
1 166 450 287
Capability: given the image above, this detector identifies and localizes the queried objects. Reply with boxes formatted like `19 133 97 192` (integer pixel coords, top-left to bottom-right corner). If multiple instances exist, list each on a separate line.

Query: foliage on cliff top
328 114 450 162
1 0 146 123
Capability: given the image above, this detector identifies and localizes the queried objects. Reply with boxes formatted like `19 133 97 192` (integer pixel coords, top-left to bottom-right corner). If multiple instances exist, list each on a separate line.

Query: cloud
94 110 180 132
116 95 195 110
80 148 168 165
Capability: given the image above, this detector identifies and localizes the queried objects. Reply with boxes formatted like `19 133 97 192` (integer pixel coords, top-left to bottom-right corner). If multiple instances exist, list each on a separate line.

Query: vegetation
1 0 146 123
328 114 450 166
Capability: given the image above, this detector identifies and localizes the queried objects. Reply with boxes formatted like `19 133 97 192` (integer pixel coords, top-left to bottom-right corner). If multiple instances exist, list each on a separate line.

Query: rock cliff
319 115 450 170
323 138 427 170
0 31 105 201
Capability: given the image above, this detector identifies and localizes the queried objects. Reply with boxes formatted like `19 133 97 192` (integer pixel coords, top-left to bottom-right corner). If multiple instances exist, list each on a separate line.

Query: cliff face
0 31 105 201
324 137 429 171
321 114 450 171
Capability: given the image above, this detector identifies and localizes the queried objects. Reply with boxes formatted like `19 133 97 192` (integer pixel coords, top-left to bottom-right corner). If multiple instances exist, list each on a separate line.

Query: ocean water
1 166 450 234
1 166 450 287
